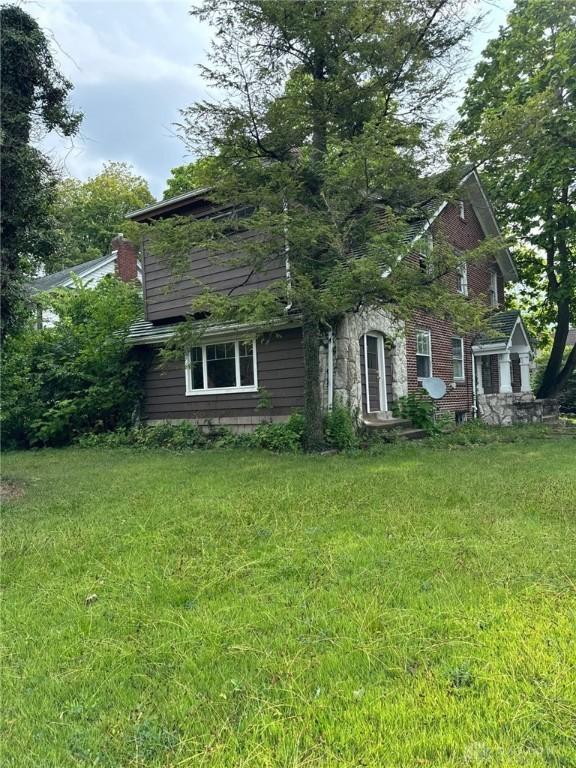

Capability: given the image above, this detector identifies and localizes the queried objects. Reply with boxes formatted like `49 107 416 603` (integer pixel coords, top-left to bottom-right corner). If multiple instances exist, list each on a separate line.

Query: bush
77 423 207 451
392 389 437 432
77 413 306 454
324 403 358 450
250 413 305 453
429 421 549 448
2 277 144 449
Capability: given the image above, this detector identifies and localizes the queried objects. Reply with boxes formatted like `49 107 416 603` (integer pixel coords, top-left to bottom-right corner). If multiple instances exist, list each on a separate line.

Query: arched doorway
360 333 393 414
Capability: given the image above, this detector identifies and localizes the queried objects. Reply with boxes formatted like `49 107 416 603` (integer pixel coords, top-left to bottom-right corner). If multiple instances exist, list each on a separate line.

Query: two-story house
126 170 540 431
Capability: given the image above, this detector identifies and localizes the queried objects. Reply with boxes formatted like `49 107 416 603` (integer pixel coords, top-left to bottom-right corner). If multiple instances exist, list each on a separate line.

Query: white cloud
32 0 209 87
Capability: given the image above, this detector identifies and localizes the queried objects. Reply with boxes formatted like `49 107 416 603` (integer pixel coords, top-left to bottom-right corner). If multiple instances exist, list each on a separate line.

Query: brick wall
406 201 505 417
111 235 138 283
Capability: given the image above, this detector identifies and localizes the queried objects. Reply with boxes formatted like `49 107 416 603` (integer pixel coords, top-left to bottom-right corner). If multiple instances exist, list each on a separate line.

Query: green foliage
324 403 358 451
429 420 550 448
250 413 305 453
1 277 143 448
162 157 218 199
77 422 208 451
77 412 306 454
49 162 154 271
1 4 82 338
453 0 576 397
392 390 436 432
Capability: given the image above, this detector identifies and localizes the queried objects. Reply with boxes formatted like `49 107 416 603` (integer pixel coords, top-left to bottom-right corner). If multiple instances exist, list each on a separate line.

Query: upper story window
456 261 468 296
452 336 465 381
416 330 432 379
418 232 434 273
459 200 466 221
185 339 258 395
489 269 499 307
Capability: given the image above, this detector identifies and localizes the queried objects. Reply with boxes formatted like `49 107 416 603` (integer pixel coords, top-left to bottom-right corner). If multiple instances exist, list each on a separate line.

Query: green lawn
2 441 576 767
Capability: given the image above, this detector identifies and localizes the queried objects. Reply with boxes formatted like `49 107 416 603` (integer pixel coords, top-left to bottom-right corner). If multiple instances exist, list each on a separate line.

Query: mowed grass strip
2 441 575 767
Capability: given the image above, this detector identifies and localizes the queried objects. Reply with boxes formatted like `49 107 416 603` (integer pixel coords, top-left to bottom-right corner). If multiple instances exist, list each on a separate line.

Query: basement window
185 340 258 395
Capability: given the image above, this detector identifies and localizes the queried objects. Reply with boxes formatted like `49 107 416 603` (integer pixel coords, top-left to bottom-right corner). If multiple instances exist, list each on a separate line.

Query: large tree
1 4 81 338
149 0 487 450
163 157 218 199
50 162 154 271
453 0 576 399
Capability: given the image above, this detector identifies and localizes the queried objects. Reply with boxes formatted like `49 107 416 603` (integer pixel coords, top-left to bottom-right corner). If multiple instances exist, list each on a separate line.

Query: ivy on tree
0 4 82 338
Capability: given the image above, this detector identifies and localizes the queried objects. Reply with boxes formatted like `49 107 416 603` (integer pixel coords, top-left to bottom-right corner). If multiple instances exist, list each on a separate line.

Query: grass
2 439 576 767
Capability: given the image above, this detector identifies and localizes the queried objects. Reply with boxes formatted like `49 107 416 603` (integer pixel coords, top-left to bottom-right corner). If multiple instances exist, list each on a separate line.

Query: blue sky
33 0 514 199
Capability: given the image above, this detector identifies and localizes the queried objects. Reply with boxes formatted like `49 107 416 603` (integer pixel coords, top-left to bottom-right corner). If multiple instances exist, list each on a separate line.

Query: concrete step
362 417 412 431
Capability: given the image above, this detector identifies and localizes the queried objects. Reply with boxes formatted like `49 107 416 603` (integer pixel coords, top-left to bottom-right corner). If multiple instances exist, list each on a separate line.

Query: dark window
239 341 254 386
366 335 379 370
416 331 431 379
452 337 464 380
206 343 236 389
190 346 204 390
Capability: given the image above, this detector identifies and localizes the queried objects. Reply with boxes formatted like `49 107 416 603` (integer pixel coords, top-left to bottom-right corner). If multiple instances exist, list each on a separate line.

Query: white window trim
185 339 258 396
452 336 465 381
459 200 466 221
416 329 433 381
457 261 468 296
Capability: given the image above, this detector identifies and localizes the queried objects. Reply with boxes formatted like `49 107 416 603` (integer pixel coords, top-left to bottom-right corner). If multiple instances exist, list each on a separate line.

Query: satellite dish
421 377 447 399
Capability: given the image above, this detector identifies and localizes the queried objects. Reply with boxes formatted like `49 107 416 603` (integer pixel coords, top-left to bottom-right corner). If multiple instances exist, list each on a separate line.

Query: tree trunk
537 297 570 398
302 306 324 452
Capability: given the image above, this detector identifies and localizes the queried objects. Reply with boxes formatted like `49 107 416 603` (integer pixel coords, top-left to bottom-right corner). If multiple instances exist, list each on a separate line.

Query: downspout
283 199 292 312
471 351 478 418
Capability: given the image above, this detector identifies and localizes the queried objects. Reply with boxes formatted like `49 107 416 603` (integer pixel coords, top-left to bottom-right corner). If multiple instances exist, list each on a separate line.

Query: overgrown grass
2 440 576 767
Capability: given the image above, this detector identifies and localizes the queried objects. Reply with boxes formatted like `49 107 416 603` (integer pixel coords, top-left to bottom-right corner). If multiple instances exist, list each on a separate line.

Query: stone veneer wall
327 309 408 417
478 393 558 426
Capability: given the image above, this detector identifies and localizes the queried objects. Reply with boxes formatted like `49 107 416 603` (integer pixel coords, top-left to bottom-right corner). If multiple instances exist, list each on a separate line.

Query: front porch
473 311 557 425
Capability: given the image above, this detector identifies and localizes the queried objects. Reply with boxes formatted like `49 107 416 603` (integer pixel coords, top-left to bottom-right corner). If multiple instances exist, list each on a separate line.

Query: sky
31 0 514 200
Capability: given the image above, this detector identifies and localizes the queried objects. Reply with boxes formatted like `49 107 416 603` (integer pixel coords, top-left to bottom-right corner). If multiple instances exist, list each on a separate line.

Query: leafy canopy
163 158 219 199
453 0 576 397
50 162 154 271
1 277 144 448
0 4 81 338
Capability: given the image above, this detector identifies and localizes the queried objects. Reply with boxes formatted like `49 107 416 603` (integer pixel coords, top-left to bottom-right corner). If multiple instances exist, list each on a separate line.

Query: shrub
2 277 144 449
392 389 437 432
324 403 358 450
250 413 305 453
77 414 306 453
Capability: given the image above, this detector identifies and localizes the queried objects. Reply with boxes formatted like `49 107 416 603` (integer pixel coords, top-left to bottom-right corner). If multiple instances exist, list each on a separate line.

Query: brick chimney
110 234 138 283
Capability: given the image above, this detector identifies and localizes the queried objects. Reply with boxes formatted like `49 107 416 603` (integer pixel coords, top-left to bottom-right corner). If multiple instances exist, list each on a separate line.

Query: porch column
475 356 484 395
498 352 512 393
519 352 532 393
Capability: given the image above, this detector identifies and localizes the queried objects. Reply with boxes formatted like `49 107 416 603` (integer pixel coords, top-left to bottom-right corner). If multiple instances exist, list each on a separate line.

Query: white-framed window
185 339 258 395
416 330 432 379
489 268 499 306
456 261 468 296
418 231 434 273
459 200 466 221
452 336 465 381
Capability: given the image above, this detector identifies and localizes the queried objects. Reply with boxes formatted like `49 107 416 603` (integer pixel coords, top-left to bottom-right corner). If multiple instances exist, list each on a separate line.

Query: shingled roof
29 254 113 294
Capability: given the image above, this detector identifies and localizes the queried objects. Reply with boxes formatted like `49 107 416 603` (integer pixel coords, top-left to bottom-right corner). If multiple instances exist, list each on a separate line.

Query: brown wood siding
142 328 304 421
143 231 286 323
